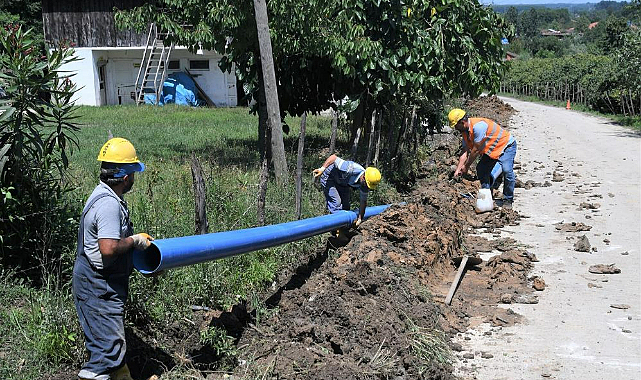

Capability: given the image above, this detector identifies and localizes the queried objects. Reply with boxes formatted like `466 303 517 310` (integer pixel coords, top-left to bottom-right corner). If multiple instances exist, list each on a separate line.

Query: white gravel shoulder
453 97 641 380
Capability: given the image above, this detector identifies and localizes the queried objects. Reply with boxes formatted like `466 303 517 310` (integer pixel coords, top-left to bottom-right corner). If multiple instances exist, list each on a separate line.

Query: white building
42 1 238 107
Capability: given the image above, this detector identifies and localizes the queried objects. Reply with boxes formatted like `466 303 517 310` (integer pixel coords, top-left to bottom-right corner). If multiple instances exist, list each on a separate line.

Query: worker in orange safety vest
448 108 518 208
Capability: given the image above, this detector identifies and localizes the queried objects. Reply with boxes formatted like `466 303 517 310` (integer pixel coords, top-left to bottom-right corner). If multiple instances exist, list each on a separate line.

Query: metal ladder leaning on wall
135 23 174 105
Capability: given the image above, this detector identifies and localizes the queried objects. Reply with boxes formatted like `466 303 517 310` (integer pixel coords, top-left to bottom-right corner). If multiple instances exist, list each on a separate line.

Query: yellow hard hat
448 108 466 127
98 137 141 164
364 167 381 190
97 138 146 176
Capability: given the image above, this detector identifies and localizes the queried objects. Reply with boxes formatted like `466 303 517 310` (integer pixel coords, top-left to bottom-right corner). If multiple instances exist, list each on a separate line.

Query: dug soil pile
217 96 537 379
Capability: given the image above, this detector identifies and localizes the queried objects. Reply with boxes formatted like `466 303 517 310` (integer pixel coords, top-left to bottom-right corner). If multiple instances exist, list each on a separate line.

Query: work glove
354 217 362 228
131 233 154 251
312 166 326 179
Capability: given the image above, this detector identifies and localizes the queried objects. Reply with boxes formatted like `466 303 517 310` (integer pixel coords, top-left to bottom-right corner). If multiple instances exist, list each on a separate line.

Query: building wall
62 47 237 107
61 49 101 106
42 0 147 47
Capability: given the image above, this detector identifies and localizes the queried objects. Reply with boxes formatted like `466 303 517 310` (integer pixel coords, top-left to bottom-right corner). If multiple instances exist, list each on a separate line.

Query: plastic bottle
475 188 494 213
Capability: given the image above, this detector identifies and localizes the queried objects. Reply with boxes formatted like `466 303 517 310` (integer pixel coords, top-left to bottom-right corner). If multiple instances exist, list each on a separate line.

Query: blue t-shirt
461 121 515 152
333 156 368 201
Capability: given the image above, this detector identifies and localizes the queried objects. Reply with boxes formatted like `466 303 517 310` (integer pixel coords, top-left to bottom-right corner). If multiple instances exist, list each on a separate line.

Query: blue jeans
320 164 351 213
476 141 517 201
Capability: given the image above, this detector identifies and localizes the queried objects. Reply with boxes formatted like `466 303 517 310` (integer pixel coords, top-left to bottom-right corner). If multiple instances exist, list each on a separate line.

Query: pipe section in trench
133 204 392 275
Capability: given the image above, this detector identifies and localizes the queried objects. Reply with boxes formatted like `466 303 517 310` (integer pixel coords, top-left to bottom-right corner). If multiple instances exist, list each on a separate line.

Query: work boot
110 364 135 380
497 199 513 209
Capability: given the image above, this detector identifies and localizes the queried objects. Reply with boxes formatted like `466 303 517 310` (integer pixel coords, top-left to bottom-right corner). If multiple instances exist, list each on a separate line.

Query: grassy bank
0 105 400 379
498 93 641 131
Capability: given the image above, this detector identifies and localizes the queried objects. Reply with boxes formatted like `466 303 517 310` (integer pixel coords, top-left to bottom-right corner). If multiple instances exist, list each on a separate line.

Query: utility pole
253 0 288 184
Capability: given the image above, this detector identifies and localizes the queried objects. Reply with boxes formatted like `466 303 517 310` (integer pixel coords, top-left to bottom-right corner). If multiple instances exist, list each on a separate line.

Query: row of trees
1 0 513 274
116 0 512 194
501 40 640 117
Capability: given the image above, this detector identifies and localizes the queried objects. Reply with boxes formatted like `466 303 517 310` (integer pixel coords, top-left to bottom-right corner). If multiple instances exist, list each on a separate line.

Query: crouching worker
448 108 518 209
312 154 381 243
73 138 154 380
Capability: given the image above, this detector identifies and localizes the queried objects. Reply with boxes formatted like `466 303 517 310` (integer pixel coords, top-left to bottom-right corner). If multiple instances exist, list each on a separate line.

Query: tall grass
0 104 401 378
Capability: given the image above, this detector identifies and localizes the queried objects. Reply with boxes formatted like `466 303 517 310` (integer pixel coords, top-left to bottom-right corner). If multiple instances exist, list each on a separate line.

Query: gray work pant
73 253 132 380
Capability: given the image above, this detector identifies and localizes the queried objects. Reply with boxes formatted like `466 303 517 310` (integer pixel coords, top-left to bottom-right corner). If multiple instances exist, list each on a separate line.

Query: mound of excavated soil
232 135 534 379
465 95 516 127
118 96 533 380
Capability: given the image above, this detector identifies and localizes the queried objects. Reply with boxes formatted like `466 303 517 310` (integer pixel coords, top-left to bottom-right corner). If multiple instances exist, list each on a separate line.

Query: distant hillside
486 1 630 12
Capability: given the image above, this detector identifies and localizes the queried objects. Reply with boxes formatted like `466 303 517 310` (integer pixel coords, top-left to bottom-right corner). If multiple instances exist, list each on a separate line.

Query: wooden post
190 155 208 235
329 109 338 155
445 255 469 305
295 112 307 220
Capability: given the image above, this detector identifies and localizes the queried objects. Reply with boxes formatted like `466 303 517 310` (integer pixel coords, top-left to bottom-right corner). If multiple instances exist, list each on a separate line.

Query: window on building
168 60 180 70
189 60 210 70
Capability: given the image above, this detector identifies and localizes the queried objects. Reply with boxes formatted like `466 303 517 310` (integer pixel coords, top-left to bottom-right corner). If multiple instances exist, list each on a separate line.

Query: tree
505 6 519 32
520 8 540 38
0 25 80 280
601 15 628 53
116 0 511 185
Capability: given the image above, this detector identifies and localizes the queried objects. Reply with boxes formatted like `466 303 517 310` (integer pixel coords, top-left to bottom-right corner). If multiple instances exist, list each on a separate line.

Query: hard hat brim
113 162 146 178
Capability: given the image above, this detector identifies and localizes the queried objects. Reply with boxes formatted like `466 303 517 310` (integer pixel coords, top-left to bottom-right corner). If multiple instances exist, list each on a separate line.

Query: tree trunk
254 0 288 185
257 78 270 226
366 109 377 167
295 112 307 220
373 109 382 166
350 100 366 158
329 109 338 154
190 155 208 235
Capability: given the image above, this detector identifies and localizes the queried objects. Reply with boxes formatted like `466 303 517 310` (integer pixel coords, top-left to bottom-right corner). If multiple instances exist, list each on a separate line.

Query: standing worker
448 108 518 208
313 154 381 232
73 138 154 380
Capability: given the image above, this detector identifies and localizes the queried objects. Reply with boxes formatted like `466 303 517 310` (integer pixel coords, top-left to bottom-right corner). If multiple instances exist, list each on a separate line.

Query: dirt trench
191 96 534 379
112 96 533 380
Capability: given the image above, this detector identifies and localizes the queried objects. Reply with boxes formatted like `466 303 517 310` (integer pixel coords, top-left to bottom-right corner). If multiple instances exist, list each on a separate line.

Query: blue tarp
144 72 201 106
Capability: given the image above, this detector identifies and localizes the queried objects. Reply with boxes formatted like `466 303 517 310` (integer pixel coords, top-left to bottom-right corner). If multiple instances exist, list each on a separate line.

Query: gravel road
454 97 641 379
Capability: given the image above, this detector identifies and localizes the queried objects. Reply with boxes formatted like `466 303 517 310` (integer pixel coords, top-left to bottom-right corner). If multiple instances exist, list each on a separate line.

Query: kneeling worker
448 108 517 208
73 138 154 380
313 154 381 233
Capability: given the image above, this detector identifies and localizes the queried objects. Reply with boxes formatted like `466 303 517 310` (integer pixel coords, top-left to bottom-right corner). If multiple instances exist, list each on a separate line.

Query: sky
480 0 628 4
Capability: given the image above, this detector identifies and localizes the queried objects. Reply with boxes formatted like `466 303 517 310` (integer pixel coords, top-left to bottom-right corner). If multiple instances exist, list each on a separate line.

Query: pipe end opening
133 243 161 274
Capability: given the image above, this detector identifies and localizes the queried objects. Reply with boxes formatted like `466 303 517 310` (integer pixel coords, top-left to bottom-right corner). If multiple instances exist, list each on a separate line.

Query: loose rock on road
454 96 641 380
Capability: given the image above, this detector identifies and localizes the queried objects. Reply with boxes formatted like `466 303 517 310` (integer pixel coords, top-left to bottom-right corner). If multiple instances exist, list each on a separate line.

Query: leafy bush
0 25 80 282
501 51 640 116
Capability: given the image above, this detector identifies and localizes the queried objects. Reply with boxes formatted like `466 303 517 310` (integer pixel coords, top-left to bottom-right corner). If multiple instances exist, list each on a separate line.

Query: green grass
1 104 401 379
498 93 641 131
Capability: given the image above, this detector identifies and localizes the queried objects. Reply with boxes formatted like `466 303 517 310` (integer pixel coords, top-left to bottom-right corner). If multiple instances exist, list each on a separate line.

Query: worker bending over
449 108 518 208
313 154 381 228
73 138 154 380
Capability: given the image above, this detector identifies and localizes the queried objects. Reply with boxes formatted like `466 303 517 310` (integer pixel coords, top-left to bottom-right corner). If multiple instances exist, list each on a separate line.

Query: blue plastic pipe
133 204 392 274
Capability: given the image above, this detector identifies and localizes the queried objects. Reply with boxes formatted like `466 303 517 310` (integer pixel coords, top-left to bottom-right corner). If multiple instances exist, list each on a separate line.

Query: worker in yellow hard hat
73 137 153 380
313 154 381 231
448 108 518 208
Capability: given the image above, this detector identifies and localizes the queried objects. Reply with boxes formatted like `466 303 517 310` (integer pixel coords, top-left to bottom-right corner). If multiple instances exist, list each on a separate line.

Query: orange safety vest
462 118 511 160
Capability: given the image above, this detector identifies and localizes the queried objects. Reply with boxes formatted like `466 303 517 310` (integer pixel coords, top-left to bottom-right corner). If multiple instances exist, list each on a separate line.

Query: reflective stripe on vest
464 118 510 160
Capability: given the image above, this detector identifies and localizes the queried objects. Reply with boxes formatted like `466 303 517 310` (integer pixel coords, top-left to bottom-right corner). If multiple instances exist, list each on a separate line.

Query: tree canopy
116 0 511 118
